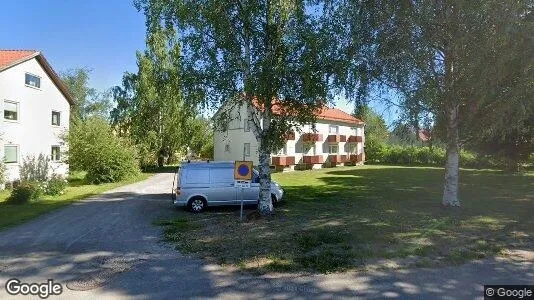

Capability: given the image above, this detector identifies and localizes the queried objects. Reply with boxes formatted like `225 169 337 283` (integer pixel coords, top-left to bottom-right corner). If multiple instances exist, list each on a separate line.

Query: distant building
0 50 73 182
213 100 365 171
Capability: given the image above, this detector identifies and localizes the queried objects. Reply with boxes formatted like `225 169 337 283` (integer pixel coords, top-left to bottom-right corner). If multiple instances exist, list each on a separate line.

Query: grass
0 171 151 230
156 165 534 273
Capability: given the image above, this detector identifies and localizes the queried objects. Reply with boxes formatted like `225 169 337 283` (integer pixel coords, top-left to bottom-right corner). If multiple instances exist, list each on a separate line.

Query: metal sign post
234 161 253 221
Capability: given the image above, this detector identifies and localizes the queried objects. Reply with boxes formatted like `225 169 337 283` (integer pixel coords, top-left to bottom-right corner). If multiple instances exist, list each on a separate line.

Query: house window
244 119 250 132
225 144 230 152
25 73 41 88
244 143 251 157
277 145 287 156
329 125 339 134
304 144 316 155
328 144 339 154
4 101 18 121
51 146 61 161
4 145 19 163
52 111 61 126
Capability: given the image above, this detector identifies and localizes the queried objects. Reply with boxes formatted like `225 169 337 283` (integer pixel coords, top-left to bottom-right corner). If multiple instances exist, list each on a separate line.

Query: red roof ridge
248 97 363 125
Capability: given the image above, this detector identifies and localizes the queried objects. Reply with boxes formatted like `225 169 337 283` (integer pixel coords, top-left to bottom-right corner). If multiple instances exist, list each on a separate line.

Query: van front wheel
188 197 206 213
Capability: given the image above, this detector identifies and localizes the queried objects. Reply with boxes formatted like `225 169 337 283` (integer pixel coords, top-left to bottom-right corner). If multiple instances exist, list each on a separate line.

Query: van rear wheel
188 197 206 213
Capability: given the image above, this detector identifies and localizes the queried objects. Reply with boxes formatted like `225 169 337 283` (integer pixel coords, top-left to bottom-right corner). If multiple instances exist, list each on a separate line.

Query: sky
0 0 146 91
0 0 399 125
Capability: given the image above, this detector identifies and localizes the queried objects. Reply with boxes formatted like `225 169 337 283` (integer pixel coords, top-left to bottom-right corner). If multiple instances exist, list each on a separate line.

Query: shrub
6 181 44 204
45 174 68 196
67 117 141 184
364 141 387 163
20 154 50 182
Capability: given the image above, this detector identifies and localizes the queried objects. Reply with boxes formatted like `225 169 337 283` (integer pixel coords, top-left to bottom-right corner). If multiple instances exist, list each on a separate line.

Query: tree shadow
0 171 531 298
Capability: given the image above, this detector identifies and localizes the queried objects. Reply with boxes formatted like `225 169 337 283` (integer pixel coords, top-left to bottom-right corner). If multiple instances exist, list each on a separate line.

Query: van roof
180 161 235 169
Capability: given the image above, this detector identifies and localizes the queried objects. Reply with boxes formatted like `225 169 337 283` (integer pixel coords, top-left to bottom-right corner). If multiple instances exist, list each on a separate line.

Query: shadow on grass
0 171 531 298
157 165 534 273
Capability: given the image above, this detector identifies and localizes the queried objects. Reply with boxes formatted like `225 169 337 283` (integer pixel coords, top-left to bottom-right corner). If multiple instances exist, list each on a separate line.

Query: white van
172 161 284 212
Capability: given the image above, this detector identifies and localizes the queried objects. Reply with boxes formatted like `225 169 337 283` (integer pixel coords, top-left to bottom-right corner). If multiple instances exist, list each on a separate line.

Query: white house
213 101 365 171
0 50 73 182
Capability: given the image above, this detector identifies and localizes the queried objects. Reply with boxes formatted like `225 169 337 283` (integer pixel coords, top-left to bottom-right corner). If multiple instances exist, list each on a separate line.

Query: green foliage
186 117 214 159
45 174 68 196
366 145 486 168
355 105 389 147
6 181 44 204
20 154 50 182
66 117 141 184
111 31 192 168
60 68 112 122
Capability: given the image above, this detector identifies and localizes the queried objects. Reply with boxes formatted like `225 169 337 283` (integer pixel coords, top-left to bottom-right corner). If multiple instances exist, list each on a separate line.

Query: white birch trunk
257 112 274 215
442 104 460 207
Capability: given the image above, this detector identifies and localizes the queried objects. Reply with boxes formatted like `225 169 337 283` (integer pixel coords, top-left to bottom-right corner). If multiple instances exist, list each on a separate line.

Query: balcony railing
283 131 296 141
349 153 365 162
302 155 323 164
347 135 363 143
271 156 296 166
302 133 323 142
326 134 347 143
328 154 347 163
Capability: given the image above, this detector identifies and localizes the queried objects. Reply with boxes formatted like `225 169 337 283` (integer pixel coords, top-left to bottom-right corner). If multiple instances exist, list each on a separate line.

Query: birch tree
353 0 533 206
135 0 338 215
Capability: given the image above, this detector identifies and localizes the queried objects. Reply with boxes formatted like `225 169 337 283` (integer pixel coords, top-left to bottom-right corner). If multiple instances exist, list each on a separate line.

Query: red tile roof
316 107 364 125
0 49 74 105
251 98 363 125
0 50 38 70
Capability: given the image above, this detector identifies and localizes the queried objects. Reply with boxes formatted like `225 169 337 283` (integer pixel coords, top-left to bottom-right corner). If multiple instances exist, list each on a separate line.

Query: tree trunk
157 155 165 168
442 104 460 207
258 144 273 216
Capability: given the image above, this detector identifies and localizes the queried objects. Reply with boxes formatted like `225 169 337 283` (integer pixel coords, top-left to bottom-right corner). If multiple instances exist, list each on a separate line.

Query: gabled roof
0 50 75 106
251 98 364 125
316 107 364 125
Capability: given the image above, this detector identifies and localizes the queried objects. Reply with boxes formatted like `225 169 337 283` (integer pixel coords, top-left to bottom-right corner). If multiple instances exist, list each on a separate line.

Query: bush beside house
67 117 141 184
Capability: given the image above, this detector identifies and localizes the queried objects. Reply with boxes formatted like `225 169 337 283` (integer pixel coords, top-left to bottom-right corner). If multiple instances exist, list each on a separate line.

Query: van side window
210 168 233 183
185 169 210 184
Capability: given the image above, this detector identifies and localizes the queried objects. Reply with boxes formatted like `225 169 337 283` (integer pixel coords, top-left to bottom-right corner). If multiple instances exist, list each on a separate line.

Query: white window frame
225 144 230 152
52 110 61 126
244 119 250 132
51 145 61 162
4 100 19 122
329 125 339 134
244 143 251 157
328 144 339 154
4 144 19 164
25 72 41 89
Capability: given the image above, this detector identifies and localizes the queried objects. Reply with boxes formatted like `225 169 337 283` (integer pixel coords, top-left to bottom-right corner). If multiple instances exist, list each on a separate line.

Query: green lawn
0 171 151 230
157 165 534 273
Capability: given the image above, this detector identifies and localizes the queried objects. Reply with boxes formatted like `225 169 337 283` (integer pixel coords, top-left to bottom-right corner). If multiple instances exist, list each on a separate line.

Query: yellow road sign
234 161 253 181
